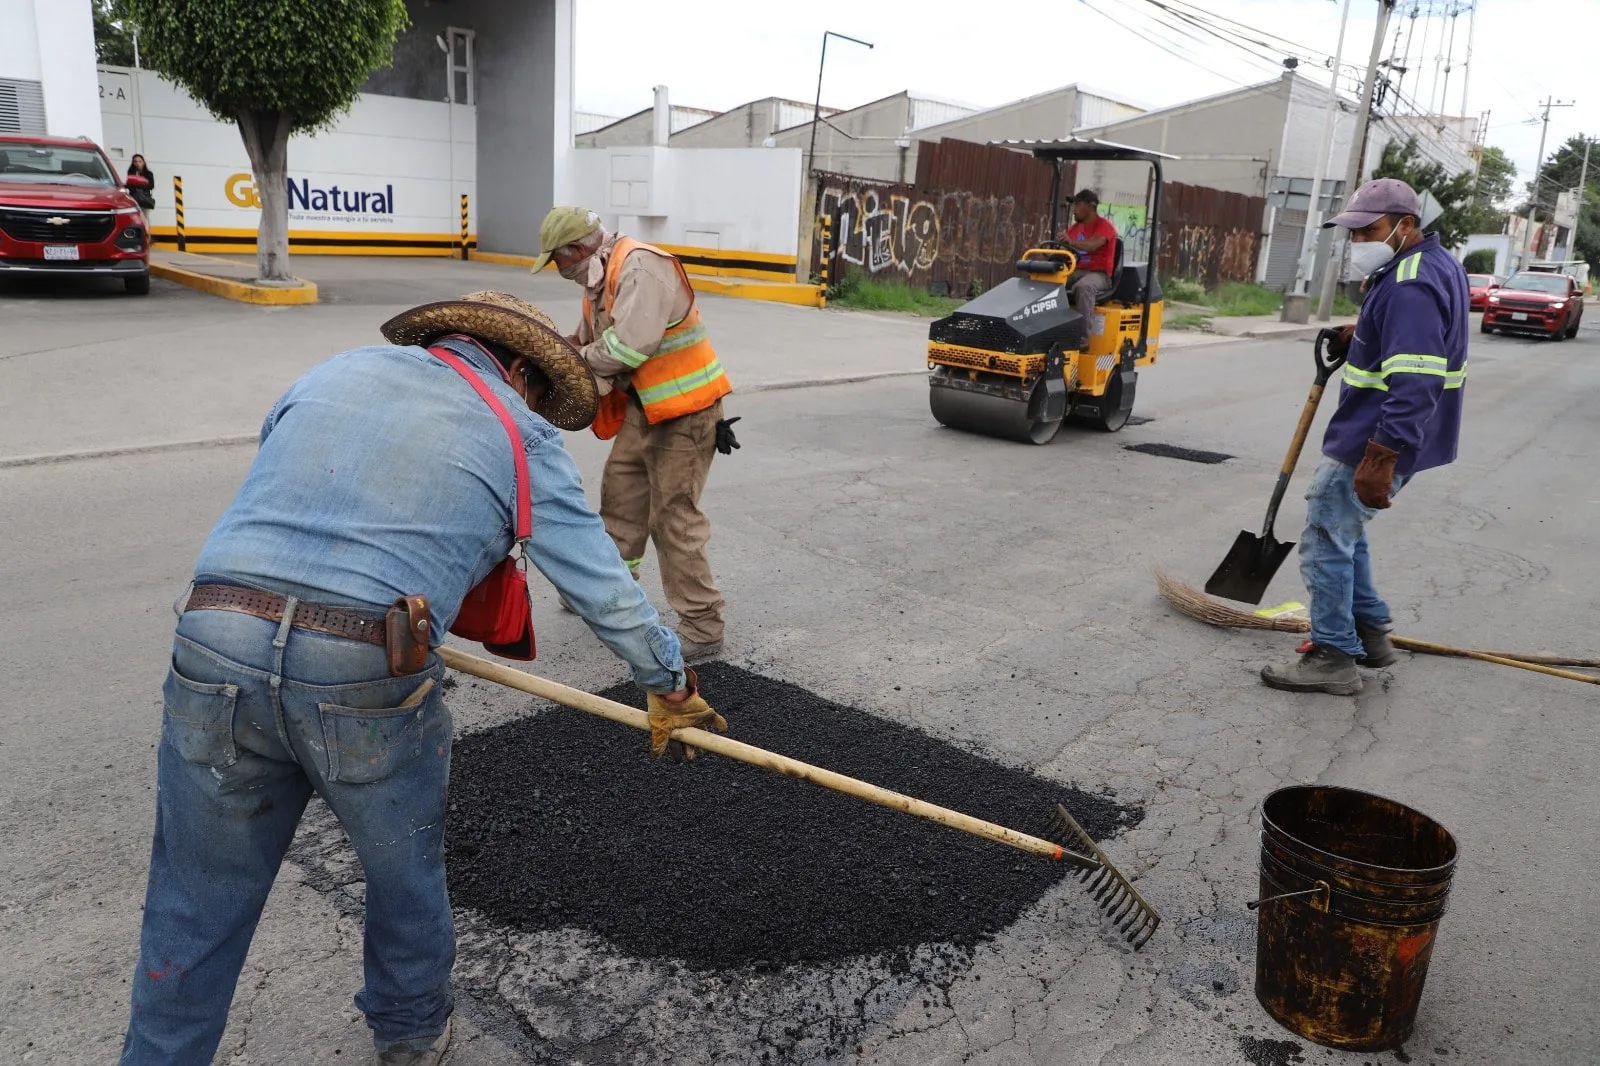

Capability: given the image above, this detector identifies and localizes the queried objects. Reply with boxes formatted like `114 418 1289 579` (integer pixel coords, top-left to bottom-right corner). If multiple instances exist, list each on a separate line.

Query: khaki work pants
600 397 725 644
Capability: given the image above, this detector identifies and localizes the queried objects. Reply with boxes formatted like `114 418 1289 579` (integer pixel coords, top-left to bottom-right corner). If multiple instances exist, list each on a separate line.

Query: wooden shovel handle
437 647 1099 869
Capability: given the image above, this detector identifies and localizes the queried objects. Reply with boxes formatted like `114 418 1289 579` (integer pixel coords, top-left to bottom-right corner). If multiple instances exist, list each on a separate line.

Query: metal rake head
1043 803 1161 950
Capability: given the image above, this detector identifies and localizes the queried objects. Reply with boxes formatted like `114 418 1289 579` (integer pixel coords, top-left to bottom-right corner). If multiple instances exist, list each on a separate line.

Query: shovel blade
1205 529 1295 605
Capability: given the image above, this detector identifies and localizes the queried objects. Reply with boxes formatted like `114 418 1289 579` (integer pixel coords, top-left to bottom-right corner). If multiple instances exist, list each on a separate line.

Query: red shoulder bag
430 345 537 660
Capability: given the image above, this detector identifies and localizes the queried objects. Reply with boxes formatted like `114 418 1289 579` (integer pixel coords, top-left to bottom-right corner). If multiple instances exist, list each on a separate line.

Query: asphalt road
2 261 1596 1066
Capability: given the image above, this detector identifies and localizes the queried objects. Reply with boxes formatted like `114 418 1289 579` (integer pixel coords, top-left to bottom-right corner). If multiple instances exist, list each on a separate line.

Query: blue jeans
1300 458 1410 659
120 604 455 1064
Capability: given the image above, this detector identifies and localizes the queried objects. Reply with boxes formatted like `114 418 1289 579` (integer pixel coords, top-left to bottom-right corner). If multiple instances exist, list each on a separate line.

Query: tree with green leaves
92 0 139 67
1461 145 1515 236
1369 137 1476 250
121 0 408 280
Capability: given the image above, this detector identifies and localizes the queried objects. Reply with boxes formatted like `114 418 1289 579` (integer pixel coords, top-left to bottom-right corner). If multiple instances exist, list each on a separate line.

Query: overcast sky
573 0 1593 196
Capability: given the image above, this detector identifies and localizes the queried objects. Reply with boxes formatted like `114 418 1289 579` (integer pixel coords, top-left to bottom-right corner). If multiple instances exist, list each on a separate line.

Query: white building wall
568 146 802 258
0 0 102 141
99 66 476 251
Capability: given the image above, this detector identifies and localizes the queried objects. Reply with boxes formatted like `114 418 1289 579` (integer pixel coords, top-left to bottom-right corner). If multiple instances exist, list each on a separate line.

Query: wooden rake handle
438 647 1100 870
1390 636 1600 685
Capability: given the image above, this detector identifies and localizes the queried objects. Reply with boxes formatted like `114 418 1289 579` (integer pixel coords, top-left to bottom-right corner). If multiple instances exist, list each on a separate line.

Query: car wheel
1566 315 1581 339
1550 322 1566 342
1480 319 1494 334
125 274 150 295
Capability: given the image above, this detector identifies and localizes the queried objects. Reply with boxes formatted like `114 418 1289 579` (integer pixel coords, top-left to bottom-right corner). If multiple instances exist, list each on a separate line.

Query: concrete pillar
652 85 670 147
470 0 573 253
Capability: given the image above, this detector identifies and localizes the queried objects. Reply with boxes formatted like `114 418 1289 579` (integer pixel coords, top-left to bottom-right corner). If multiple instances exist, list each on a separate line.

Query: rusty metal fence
812 140 1264 295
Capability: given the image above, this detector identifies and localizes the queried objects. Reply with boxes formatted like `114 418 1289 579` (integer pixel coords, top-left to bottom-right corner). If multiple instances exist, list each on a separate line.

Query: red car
1481 271 1584 340
0 133 150 294
1467 273 1500 312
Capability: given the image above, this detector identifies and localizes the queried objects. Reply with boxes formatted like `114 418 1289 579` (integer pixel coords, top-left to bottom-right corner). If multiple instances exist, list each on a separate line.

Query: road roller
928 139 1171 444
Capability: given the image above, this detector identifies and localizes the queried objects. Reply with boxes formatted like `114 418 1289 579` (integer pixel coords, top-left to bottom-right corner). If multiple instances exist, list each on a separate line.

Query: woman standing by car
126 154 155 212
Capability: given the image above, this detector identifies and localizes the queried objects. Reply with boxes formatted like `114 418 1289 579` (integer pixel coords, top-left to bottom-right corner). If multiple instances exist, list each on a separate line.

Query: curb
150 261 318 305
467 251 824 308
0 434 258 470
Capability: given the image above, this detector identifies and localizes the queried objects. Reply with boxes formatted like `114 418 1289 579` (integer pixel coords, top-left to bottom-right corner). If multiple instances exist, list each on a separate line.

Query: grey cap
1324 177 1423 229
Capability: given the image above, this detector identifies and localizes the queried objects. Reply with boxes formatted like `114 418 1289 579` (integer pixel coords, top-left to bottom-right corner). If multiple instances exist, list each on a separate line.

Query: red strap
428 346 531 540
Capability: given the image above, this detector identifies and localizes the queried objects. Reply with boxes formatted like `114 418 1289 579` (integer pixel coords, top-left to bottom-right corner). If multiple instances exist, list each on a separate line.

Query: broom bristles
1154 570 1311 634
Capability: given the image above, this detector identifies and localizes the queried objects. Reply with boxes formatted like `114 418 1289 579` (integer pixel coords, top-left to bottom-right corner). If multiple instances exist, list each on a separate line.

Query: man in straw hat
118 291 724 1066
533 207 736 662
1261 178 1468 696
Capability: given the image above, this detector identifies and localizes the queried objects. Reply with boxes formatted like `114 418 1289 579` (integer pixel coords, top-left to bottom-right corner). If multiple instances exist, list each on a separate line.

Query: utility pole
1457 0 1475 118
1316 0 1397 323
1523 97 1574 269
1285 0 1354 322
806 31 873 180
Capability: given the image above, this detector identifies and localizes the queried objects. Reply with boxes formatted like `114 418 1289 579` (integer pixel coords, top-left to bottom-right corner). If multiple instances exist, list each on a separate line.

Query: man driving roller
1060 188 1118 317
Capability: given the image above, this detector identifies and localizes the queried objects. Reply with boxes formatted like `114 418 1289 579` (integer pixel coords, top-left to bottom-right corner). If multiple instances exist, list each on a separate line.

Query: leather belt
183 583 387 647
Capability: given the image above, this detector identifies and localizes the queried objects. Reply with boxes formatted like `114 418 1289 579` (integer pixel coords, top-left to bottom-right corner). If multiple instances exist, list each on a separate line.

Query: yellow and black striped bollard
818 216 833 305
174 176 186 251
460 194 470 260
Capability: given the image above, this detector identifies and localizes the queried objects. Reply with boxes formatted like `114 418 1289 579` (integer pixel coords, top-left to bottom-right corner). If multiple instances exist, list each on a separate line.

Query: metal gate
1264 207 1307 292
0 79 48 134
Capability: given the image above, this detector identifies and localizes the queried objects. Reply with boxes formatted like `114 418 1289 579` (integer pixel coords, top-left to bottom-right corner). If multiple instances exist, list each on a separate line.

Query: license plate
43 245 79 261
1511 312 1528 321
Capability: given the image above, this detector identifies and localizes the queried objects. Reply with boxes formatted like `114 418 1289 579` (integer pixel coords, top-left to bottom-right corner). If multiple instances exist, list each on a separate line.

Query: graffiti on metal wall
1165 224 1258 285
819 182 1053 278
1101 204 1148 261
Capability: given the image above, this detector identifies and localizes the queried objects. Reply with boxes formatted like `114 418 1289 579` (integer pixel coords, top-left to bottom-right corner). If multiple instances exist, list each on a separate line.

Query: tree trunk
237 109 294 281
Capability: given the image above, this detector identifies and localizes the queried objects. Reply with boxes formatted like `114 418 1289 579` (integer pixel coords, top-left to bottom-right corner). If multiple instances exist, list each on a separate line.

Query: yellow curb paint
687 275 825 307
470 249 541 269
1254 602 1306 618
149 261 318 305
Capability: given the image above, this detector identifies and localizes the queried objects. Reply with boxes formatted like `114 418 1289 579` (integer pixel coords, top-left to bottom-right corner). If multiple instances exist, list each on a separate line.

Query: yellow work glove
645 669 727 761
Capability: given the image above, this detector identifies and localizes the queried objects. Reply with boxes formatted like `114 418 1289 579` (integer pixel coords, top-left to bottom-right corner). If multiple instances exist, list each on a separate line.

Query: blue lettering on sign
288 178 394 214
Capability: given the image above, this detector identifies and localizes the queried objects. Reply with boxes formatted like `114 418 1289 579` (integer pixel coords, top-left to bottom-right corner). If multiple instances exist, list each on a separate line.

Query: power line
1074 0 1266 88
1105 0 1289 78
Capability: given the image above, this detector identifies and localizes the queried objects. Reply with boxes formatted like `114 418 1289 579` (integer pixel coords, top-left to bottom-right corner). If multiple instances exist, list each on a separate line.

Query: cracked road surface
1 264 1596 1065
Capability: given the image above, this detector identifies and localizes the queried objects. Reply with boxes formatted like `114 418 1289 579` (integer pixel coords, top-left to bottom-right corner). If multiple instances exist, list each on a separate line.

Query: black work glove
1319 325 1355 361
714 416 741 456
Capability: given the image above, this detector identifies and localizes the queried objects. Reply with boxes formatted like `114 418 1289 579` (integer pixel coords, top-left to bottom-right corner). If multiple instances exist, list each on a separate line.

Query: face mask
1349 220 1406 277
557 257 587 282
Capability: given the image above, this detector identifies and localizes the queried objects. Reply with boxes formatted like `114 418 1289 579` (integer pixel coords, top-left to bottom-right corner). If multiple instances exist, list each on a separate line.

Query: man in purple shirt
1261 178 1469 696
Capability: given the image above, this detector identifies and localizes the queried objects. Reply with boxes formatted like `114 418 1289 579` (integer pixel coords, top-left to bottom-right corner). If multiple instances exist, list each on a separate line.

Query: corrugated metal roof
907 93 981 131
990 137 1179 161
574 110 622 135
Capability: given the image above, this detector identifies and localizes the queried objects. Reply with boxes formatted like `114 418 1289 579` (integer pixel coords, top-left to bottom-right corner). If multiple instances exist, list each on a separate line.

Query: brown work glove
645 668 727 761
1324 324 1355 360
1353 439 1399 509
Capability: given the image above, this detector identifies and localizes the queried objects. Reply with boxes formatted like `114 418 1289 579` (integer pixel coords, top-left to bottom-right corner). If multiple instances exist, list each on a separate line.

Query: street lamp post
807 31 873 180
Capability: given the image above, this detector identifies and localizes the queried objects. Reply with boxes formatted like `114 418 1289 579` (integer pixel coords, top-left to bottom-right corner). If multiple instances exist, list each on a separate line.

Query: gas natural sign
226 173 396 223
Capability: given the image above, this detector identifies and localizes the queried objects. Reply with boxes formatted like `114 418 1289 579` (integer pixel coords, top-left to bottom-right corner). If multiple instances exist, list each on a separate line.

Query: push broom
439 646 1162 950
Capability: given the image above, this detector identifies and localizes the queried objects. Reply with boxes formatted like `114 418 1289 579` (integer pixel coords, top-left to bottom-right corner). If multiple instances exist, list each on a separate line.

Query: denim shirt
194 338 685 692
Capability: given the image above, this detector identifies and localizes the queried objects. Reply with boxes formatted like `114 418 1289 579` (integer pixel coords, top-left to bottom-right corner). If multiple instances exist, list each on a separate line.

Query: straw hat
381 290 598 430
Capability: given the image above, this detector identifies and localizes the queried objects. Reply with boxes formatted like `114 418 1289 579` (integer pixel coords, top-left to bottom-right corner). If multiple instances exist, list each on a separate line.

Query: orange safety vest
582 238 731 434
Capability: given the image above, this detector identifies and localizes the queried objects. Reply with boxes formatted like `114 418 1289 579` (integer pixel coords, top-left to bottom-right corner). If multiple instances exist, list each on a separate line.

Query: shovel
1205 330 1347 604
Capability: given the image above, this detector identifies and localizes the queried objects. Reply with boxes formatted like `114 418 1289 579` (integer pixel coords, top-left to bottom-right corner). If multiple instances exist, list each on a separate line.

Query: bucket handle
1247 880 1330 912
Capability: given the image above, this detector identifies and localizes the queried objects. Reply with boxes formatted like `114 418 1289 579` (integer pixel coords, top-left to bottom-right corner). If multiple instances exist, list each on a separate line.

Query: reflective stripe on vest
1344 353 1466 392
585 237 731 423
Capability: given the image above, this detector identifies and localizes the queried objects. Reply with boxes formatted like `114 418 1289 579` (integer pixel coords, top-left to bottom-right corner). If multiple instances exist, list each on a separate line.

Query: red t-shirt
1067 215 1118 276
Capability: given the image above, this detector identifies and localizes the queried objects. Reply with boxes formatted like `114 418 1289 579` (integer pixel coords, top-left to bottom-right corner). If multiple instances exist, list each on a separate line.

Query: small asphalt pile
446 661 1143 971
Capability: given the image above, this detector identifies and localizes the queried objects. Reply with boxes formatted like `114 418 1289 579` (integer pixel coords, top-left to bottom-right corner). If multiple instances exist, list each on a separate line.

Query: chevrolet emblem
45 216 70 225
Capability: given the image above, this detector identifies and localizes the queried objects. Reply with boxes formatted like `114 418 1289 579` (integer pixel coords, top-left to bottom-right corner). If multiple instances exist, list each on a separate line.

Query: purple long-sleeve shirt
1322 232 1469 476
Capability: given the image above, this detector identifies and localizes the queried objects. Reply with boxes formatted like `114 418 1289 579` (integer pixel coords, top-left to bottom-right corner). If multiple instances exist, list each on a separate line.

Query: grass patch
1314 290 1360 316
827 270 964 317
1162 277 1208 305
1207 282 1283 316
1168 311 1212 330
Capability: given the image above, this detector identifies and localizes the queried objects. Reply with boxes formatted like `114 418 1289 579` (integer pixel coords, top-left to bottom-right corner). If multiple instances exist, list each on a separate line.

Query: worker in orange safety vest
532 207 738 661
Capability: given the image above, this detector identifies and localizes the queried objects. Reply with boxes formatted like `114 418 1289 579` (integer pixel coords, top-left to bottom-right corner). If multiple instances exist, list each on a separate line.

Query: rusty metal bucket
1252 785 1458 1052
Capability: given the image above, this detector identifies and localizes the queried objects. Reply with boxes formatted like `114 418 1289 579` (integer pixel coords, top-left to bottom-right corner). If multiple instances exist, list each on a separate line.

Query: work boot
1356 623 1399 668
1260 644 1363 696
679 636 724 663
375 1017 452 1066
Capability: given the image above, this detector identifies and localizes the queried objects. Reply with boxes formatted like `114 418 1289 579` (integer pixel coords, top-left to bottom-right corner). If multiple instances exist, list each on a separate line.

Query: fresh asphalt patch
444 661 1144 971
1123 442 1234 464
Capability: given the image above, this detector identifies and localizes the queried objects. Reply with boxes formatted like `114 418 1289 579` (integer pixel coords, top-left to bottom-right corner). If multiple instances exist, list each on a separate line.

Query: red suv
0 134 150 294
1481 271 1584 340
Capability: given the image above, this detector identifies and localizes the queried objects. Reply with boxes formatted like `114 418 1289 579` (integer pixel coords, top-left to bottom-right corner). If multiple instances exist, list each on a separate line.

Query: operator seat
1095 237 1127 305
